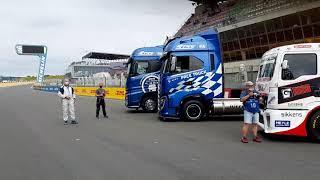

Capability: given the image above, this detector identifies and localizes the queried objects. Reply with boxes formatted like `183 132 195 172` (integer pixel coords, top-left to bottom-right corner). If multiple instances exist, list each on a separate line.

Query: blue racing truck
158 29 243 121
125 46 163 112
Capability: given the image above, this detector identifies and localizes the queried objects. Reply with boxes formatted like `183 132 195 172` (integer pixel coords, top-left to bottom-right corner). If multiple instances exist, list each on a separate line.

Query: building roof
189 0 221 5
82 52 130 60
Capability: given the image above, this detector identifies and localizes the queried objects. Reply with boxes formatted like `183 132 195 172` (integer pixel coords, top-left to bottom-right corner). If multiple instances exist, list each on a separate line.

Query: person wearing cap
240 81 262 143
58 79 78 125
96 82 108 119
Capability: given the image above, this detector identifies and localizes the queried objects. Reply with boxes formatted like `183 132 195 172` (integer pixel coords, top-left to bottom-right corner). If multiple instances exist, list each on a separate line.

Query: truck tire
307 111 320 142
142 96 157 113
182 100 204 121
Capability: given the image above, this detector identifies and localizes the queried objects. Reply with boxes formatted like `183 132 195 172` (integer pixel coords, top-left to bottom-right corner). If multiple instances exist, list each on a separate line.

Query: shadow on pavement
157 115 243 122
126 110 151 114
259 131 316 143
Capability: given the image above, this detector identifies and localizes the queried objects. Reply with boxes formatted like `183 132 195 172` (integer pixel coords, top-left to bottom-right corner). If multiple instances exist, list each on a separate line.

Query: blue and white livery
125 45 163 112
159 29 243 121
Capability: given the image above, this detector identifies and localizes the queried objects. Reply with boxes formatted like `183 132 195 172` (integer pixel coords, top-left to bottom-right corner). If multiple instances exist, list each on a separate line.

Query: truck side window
136 62 149 75
149 61 161 72
172 56 203 74
282 54 317 80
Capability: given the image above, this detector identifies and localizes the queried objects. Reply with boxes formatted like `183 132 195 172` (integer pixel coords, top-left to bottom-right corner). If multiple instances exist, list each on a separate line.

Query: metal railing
40 76 127 88
72 77 126 88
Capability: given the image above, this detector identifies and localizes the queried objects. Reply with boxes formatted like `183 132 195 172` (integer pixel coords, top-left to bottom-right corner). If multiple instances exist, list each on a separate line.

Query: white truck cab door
277 52 319 109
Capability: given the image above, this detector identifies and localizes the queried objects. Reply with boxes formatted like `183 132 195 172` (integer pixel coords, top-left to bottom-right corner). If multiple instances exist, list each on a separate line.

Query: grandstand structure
65 52 129 87
176 0 320 88
66 52 129 78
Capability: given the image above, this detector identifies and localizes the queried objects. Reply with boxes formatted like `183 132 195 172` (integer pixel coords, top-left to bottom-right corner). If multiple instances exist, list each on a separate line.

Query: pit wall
33 85 125 100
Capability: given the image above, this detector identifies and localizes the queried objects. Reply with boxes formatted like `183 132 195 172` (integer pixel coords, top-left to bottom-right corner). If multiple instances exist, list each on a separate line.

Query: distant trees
22 75 64 81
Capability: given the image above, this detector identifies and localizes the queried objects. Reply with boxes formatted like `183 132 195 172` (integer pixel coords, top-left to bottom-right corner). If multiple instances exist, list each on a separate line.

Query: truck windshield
258 56 277 80
282 53 317 80
128 60 161 77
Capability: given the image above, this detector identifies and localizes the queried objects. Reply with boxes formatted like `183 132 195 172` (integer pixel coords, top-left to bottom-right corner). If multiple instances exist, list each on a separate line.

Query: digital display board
22 45 45 54
15 45 46 55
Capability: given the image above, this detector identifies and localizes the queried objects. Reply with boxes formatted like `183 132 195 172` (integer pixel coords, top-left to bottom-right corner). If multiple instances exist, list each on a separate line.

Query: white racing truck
256 43 320 141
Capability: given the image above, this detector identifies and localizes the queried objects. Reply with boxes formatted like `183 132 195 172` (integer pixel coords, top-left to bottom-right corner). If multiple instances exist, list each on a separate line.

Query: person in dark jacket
96 82 108 119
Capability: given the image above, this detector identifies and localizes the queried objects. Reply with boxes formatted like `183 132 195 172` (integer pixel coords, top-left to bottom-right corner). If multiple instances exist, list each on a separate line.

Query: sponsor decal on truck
278 77 320 103
275 120 291 127
281 112 302 118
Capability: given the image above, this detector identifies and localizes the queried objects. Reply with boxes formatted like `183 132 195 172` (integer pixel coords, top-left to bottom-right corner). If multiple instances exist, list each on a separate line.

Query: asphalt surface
0 86 319 180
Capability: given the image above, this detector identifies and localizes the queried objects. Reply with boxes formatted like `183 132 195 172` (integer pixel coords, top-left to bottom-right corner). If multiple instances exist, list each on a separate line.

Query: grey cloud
0 0 193 76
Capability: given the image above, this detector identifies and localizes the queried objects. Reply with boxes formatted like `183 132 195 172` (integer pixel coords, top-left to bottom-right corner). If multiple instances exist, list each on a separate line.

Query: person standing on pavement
96 82 108 119
58 79 78 125
240 81 262 143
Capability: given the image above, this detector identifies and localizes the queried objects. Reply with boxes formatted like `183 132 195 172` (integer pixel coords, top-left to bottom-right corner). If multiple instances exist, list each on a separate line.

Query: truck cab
256 43 320 141
159 29 243 121
125 46 163 112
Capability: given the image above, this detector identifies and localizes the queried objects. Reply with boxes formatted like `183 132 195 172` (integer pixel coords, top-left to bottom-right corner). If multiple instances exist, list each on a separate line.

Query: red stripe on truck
274 106 320 137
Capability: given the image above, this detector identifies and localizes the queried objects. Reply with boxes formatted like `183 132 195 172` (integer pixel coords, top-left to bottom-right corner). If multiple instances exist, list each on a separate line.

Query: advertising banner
74 87 125 100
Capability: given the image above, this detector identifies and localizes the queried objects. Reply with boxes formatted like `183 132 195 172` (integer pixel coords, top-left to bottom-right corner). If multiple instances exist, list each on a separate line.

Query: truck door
277 52 319 109
161 53 209 103
126 60 149 106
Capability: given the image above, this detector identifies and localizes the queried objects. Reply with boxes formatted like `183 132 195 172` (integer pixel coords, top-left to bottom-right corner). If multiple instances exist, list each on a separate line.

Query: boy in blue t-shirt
240 81 262 143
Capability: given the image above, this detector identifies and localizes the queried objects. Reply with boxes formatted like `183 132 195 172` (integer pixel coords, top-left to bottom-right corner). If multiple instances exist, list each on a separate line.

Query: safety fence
41 77 127 88
33 85 125 100
72 77 126 88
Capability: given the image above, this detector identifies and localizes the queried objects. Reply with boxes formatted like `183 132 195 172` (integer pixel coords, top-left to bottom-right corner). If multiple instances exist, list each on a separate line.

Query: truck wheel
142 96 157 112
308 111 320 142
182 100 204 121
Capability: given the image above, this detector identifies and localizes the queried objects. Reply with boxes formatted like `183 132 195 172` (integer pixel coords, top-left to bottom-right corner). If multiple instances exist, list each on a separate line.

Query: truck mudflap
210 98 243 115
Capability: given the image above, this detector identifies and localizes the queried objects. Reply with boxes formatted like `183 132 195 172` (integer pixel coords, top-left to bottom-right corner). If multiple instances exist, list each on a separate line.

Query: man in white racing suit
58 79 77 125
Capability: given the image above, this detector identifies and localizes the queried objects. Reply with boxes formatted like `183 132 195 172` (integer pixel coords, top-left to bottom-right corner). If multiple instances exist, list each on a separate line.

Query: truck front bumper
158 96 179 118
259 109 308 136
125 93 140 109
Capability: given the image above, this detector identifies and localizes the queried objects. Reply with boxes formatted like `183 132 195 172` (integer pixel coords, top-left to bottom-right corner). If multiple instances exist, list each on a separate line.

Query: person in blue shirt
240 81 262 143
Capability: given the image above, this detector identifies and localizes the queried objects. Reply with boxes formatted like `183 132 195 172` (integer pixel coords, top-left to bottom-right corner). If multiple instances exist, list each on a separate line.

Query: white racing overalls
58 86 76 122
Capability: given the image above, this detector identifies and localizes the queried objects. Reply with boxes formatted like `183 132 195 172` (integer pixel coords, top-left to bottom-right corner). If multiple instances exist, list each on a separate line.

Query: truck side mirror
170 56 177 72
282 60 289 70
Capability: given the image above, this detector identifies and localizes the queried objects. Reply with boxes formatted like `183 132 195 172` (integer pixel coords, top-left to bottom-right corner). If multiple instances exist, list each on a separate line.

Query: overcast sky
0 0 194 76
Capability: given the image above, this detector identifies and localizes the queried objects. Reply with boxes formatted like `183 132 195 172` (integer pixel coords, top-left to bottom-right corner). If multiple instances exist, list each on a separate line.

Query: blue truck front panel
126 70 159 108
125 46 163 109
159 29 223 118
